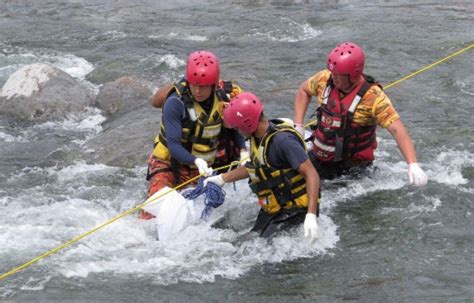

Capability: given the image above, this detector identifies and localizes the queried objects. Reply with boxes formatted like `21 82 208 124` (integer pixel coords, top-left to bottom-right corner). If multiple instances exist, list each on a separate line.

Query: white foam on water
406 196 442 213
0 130 27 143
0 107 104 146
54 179 337 284
149 32 208 42
1 52 94 80
380 195 442 216
247 18 322 42
456 80 474 96
45 54 94 80
2 143 471 291
0 50 98 95
19 276 52 291
32 107 106 142
0 163 339 289
92 30 128 42
428 148 473 186
156 54 186 70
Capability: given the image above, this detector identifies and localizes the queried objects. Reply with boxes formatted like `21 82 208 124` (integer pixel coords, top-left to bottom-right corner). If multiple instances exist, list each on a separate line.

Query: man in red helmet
293 42 428 186
141 50 247 220
205 92 321 243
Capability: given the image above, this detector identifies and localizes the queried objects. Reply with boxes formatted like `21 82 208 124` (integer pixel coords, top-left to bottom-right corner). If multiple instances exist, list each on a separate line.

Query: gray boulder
0 63 93 121
85 76 162 168
95 76 155 117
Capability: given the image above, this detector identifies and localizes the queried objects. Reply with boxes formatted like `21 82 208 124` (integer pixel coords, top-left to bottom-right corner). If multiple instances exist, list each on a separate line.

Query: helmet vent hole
201 74 206 77
193 73 198 76
348 51 352 54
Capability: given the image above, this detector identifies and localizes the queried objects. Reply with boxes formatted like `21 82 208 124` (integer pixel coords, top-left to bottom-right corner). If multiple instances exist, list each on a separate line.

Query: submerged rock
95 76 155 118
85 76 161 168
0 63 93 121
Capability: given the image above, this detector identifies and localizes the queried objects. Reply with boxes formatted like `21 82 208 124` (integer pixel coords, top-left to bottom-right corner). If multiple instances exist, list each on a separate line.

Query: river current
0 1 473 302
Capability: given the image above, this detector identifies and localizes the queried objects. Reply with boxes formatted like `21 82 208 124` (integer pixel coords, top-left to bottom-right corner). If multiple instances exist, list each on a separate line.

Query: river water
0 0 473 302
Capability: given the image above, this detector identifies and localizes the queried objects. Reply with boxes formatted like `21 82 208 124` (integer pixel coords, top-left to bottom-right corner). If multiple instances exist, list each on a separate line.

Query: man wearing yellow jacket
205 92 320 243
143 50 247 220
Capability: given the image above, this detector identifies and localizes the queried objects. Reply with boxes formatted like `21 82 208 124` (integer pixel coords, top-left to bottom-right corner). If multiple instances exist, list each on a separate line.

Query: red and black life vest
311 75 381 163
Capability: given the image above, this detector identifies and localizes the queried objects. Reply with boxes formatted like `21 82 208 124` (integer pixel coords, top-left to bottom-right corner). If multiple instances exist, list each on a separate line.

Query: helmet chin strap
340 83 357 94
340 75 363 94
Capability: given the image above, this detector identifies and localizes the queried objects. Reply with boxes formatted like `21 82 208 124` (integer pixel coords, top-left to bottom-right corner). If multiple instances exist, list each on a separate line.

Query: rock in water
0 63 93 121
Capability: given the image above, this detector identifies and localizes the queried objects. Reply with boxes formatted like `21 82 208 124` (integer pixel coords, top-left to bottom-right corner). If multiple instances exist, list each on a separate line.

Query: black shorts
308 151 374 180
250 207 307 238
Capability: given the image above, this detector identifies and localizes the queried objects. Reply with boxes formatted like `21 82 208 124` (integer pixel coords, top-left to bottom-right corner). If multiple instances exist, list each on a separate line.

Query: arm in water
387 119 428 186
298 159 320 244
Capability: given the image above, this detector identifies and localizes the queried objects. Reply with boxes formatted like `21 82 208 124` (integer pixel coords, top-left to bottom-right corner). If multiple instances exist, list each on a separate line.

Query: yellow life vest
152 79 241 165
246 119 309 214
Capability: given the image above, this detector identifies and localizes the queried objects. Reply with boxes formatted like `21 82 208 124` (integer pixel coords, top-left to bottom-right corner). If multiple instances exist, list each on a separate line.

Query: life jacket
311 75 382 163
155 78 238 108
152 78 237 166
245 119 309 214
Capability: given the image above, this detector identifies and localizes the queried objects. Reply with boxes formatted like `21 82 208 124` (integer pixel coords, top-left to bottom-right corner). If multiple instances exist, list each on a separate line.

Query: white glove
194 158 213 177
204 174 226 187
294 122 305 138
408 163 428 187
303 213 319 244
239 150 250 164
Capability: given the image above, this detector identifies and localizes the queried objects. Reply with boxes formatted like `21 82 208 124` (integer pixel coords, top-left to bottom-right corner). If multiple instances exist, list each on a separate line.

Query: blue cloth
265 131 308 170
181 178 226 220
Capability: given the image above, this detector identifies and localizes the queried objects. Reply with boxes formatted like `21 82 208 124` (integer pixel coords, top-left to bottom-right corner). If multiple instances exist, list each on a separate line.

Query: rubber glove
204 174 225 187
408 163 428 187
294 122 305 138
304 213 319 244
194 158 213 177
240 149 250 164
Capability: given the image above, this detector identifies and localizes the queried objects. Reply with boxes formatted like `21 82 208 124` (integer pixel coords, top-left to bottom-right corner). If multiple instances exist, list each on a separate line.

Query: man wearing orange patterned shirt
293 42 428 186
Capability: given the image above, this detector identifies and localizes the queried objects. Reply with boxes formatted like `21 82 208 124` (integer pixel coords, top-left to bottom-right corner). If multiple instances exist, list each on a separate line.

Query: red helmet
186 50 219 86
327 42 365 83
223 92 264 133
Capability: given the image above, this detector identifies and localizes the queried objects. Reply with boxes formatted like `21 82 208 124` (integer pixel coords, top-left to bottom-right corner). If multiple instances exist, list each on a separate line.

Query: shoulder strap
215 80 233 101
175 78 197 121
363 74 383 90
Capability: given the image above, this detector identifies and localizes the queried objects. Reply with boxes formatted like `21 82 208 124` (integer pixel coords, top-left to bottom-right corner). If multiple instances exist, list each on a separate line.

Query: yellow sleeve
230 83 243 99
371 88 400 128
306 69 332 106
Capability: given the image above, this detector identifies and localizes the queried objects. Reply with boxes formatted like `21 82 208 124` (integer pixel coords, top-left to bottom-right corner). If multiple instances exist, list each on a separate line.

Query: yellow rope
304 43 474 128
384 43 474 89
0 161 241 281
